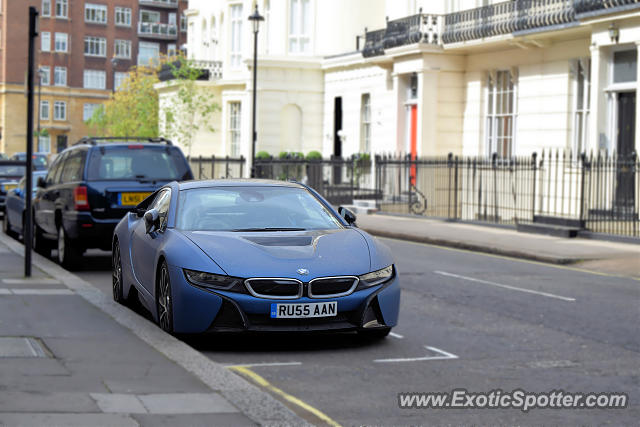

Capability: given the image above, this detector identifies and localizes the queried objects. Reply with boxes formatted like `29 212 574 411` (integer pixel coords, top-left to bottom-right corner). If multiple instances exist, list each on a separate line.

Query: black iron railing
362 28 386 58
574 0 640 18
186 155 245 180
375 150 639 238
362 12 442 57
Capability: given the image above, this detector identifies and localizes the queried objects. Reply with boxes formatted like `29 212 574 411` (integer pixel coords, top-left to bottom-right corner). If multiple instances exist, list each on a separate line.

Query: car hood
182 228 371 279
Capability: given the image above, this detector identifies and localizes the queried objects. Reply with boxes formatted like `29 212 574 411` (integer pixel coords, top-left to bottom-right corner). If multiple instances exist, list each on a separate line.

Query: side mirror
144 208 160 234
135 206 146 218
338 206 357 226
36 177 47 189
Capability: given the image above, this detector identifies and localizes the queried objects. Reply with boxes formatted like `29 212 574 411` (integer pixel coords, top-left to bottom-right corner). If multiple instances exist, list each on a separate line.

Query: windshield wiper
230 227 307 232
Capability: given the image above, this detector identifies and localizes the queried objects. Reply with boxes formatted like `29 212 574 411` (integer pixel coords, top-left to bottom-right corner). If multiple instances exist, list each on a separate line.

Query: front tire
57 225 80 269
156 261 174 334
112 241 125 304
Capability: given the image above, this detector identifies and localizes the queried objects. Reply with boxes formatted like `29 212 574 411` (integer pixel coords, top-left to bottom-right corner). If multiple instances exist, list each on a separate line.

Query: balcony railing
442 0 576 44
138 22 178 39
139 0 178 8
192 60 223 80
574 0 640 18
157 59 223 82
362 12 442 58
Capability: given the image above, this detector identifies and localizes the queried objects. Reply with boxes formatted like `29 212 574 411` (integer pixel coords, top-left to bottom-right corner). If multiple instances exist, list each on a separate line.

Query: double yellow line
229 365 342 427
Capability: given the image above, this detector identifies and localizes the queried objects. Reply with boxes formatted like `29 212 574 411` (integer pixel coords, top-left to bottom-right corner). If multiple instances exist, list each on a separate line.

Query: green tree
86 65 160 137
161 56 220 156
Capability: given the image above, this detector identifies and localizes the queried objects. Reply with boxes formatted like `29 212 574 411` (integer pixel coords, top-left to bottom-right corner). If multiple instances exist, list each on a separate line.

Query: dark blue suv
33 137 193 268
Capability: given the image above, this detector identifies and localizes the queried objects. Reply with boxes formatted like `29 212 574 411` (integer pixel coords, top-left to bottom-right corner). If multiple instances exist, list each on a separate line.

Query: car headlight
357 265 394 290
183 269 245 292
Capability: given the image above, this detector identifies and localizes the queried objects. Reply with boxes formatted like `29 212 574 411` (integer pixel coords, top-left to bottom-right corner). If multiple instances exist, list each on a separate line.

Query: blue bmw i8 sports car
112 180 400 338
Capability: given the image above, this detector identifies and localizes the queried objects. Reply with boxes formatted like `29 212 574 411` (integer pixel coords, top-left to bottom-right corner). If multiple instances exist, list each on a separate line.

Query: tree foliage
86 65 160 138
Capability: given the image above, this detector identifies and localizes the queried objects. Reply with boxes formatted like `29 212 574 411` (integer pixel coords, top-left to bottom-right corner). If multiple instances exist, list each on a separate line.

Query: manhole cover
0 337 49 358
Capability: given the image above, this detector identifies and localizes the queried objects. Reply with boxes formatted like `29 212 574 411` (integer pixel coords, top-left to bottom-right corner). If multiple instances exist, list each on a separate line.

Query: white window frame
571 58 590 156
360 93 371 153
40 100 50 120
137 41 160 66
84 36 107 57
114 72 128 91
83 70 106 90
39 67 50 86
288 0 311 54
83 103 100 121
38 135 51 153
230 4 243 69
54 33 68 52
485 69 518 158
42 0 51 17
85 3 107 24
140 10 161 23
114 39 131 59
41 32 51 52
54 66 67 86
115 7 132 27
55 0 68 18
53 101 67 121
229 101 241 157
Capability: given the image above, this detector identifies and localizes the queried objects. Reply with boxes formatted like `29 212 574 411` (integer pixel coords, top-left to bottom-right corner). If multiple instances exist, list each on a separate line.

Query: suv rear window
86 146 191 181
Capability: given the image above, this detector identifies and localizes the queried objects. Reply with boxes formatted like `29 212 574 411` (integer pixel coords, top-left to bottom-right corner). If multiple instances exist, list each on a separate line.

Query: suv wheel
32 221 51 257
57 226 80 269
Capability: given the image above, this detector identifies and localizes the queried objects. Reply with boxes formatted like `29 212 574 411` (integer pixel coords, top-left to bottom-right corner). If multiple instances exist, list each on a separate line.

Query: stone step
517 223 581 238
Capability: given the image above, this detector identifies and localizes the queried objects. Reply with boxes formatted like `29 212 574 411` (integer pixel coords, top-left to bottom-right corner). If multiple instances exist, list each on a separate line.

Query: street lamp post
248 5 263 178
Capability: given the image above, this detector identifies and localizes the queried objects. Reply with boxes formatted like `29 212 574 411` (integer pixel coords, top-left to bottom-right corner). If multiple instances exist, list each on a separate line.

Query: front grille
308 276 358 298
244 278 303 299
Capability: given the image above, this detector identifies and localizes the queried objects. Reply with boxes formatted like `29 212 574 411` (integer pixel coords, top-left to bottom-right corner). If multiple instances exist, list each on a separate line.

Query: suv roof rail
73 136 173 146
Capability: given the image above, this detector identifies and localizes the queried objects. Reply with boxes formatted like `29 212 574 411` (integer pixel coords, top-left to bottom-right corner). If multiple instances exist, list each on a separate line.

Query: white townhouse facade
161 0 640 168
157 0 385 160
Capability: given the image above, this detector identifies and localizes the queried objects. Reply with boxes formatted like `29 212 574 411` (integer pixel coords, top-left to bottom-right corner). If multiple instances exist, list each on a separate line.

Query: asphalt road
75 238 640 426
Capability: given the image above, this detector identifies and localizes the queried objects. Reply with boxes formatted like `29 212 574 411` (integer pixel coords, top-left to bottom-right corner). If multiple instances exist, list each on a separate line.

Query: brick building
0 0 187 157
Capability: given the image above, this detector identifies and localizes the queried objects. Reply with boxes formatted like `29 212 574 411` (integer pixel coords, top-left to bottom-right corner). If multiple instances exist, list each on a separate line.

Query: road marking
230 366 342 427
225 362 302 368
434 270 576 302
381 236 640 281
2 278 61 285
0 288 74 295
389 332 404 339
374 345 459 363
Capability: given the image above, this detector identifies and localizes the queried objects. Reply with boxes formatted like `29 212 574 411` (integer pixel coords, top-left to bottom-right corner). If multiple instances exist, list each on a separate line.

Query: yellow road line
229 365 342 427
380 236 640 281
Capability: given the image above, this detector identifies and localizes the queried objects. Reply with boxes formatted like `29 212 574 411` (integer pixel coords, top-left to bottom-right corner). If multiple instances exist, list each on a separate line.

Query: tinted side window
59 151 87 183
46 152 66 186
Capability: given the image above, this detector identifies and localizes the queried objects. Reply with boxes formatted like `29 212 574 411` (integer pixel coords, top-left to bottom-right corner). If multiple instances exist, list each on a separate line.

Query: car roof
177 179 304 190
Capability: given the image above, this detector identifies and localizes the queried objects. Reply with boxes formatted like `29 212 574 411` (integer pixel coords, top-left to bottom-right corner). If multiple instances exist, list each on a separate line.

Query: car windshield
176 186 344 232
86 146 191 182
0 165 25 177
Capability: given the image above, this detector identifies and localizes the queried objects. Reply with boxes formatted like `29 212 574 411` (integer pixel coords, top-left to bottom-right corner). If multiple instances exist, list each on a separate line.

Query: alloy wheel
157 263 172 332
112 244 123 302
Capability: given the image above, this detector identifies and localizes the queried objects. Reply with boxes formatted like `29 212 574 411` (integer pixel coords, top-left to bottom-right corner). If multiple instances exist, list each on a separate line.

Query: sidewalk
357 214 640 279
0 234 305 427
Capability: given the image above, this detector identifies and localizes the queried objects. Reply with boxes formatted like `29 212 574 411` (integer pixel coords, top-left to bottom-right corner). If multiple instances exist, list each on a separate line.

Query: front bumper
167 263 400 334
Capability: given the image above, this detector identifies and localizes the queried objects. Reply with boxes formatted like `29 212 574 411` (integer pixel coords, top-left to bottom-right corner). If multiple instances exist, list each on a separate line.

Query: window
138 42 159 66
84 36 106 57
114 39 131 59
83 103 100 121
168 13 177 26
114 72 128 91
60 151 86 183
360 93 371 153
613 50 637 84
180 15 187 32
55 0 68 18
230 4 243 68
54 33 68 52
115 7 131 26
289 0 311 54
53 101 67 121
140 10 160 23
40 100 50 120
229 102 241 157
572 59 590 155
83 70 106 89
486 70 517 158
85 3 107 24
39 67 50 86
38 135 51 153
42 0 51 17
54 66 66 86
167 44 177 57
41 32 51 52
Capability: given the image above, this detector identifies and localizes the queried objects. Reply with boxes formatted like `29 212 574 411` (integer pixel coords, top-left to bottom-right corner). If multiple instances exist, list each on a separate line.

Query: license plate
119 192 151 206
270 302 337 319
4 183 17 192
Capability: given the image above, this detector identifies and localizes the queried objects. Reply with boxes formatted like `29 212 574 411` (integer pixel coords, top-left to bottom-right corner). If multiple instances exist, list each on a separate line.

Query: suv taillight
74 186 90 211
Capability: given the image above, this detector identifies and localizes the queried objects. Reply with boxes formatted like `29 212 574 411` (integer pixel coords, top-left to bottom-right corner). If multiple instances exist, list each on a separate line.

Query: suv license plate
119 192 152 206
270 302 337 319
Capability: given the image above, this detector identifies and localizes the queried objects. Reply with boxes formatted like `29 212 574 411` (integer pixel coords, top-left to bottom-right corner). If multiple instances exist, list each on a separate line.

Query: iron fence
186 155 245 180
376 150 639 238
254 156 380 205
